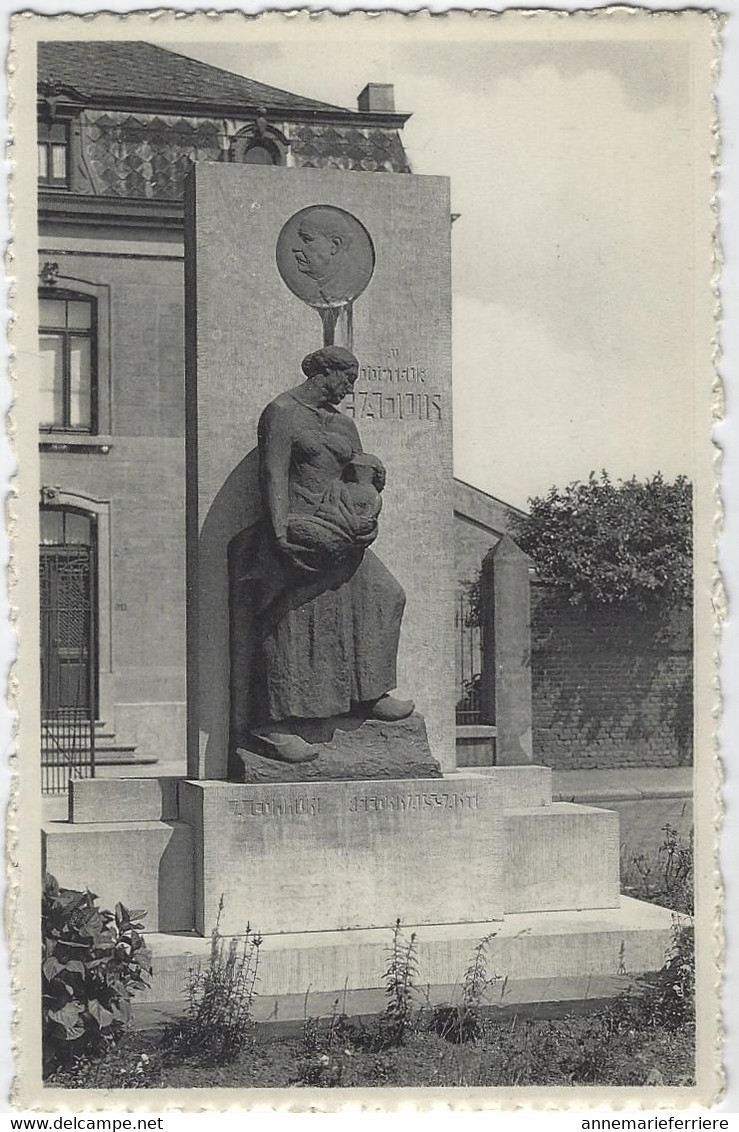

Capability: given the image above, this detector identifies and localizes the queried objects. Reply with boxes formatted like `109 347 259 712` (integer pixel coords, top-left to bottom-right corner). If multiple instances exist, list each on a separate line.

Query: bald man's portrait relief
276 205 375 307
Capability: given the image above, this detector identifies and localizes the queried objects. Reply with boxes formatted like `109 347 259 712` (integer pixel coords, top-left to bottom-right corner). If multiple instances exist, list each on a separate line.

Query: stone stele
185 163 456 779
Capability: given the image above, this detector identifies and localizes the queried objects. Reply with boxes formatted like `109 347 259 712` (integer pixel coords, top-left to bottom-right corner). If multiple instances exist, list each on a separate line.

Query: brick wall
531 585 693 770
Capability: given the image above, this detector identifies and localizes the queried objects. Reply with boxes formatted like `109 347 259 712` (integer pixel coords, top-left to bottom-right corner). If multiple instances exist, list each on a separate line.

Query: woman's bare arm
258 401 292 541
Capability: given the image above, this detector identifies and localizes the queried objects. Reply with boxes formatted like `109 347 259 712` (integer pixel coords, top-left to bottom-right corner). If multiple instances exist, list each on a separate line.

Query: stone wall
531 586 693 770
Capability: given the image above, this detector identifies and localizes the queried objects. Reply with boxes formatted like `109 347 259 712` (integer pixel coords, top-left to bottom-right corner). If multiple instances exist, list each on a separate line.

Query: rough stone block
236 713 440 783
179 776 504 936
504 802 620 913
42 820 194 933
68 777 181 823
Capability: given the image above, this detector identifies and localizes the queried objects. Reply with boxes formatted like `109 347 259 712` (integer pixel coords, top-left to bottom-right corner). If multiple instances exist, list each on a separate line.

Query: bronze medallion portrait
276 205 375 308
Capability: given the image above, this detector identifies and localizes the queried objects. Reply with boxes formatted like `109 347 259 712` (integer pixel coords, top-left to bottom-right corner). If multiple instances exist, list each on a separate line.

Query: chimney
357 83 395 113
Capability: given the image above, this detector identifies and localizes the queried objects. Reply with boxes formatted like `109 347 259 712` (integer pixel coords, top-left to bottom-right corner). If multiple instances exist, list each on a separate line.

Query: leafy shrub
162 899 262 1066
42 873 151 1074
512 471 692 613
432 932 501 1042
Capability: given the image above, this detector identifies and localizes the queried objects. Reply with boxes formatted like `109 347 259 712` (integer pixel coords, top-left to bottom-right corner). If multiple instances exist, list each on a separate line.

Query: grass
46 1013 695 1090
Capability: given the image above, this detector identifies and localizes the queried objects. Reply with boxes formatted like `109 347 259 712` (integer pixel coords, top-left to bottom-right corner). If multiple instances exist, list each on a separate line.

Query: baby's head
344 453 384 490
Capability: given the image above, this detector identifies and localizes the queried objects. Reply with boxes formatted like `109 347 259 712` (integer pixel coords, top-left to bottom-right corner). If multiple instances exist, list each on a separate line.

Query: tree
511 472 692 612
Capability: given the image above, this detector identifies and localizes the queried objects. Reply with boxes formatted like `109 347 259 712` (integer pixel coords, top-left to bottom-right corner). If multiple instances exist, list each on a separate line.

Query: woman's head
301 346 359 404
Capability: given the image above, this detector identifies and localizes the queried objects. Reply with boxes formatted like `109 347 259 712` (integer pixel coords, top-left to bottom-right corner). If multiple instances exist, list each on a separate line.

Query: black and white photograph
4 9 725 1108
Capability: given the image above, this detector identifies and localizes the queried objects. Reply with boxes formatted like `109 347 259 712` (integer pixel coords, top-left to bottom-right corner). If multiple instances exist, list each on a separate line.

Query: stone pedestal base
179 776 504 936
141 898 678 1020
235 712 441 783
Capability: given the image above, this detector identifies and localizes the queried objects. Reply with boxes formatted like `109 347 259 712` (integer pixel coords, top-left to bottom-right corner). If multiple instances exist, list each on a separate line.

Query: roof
38 41 351 116
454 479 527 536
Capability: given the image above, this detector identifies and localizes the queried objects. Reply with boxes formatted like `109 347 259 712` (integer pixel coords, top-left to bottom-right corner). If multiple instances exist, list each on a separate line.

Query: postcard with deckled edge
6 7 724 1110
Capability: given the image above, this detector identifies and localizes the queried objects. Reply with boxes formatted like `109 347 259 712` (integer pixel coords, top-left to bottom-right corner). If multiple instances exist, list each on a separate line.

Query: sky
166 28 700 510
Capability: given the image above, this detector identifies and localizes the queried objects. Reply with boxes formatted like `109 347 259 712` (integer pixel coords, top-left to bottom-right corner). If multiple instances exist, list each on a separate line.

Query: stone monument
185 163 457 781
41 160 678 1018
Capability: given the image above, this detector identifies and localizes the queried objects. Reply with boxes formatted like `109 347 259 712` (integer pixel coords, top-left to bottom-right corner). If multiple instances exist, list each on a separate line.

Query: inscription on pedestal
228 795 321 818
181 777 505 936
349 789 478 812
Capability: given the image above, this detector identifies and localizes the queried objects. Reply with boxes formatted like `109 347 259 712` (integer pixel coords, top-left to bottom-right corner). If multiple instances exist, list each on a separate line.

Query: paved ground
553 766 692 802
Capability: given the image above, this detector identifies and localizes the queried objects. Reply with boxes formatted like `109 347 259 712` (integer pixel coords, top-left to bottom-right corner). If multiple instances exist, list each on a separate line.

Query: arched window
229 127 287 167
38 290 97 432
242 141 280 165
40 505 94 547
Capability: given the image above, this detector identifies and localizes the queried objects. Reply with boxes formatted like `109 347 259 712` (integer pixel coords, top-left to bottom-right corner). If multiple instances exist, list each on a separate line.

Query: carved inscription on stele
343 350 442 422
344 389 442 422
226 790 479 819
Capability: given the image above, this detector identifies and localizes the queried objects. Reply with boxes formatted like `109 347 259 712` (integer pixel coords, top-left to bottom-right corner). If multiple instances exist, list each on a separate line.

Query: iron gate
40 543 96 793
455 586 482 725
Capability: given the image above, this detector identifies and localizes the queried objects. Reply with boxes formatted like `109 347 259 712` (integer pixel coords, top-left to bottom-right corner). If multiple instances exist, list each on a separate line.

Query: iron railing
41 709 95 795
40 542 96 794
455 587 482 725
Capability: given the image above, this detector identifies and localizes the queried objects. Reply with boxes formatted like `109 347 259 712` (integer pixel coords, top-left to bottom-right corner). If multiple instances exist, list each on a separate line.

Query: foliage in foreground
47 1010 695 1090
512 471 692 612
42 873 151 1072
622 823 694 915
430 931 502 1043
161 900 262 1066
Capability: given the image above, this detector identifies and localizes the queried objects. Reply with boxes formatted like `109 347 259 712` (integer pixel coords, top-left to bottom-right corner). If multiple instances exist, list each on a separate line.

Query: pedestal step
42 819 195 933
455 765 553 808
505 802 620 913
140 898 676 1019
68 776 180 823
180 776 506 935
50 775 619 932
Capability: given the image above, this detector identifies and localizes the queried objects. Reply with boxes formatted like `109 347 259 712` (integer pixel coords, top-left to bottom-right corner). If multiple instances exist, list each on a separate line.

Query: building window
243 141 280 165
230 130 286 166
40 505 94 547
38 120 70 188
39 292 96 432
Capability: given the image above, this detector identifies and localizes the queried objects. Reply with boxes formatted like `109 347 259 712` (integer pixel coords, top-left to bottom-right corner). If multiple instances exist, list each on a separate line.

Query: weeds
622 823 694 913
297 989 361 1087
431 932 502 1043
162 898 262 1065
376 918 419 1048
